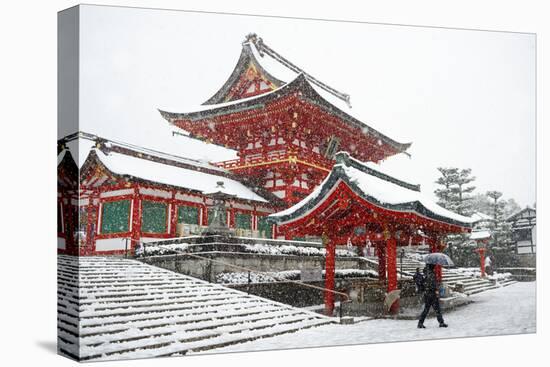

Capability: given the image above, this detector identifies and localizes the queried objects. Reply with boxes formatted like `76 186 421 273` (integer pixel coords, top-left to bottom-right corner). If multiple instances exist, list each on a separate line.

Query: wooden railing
214 151 334 171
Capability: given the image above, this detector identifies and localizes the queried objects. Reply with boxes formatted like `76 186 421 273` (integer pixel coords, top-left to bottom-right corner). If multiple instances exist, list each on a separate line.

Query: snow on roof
160 74 298 115
65 137 96 169
270 152 474 227
344 165 473 225
249 41 411 144
159 40 411 147
470 230 491 240
471 211 493 222
95 149 267 203
248 41 298 85
506 206 536 221
59 129 238 171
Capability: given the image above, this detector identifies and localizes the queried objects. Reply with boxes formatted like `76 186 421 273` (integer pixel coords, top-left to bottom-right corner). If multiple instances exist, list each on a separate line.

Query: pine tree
486 190 517 267
434 167 477 266
434 167 459 212
434 167 476 215
454 169 476 216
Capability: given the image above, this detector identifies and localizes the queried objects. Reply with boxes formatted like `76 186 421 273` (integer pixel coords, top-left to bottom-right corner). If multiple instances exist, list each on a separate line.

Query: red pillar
386 238 397 292
377 243 386 282
324 236 336 316
131 187 142 254
169 200 178 237
477 247 486 277
84 193 99 256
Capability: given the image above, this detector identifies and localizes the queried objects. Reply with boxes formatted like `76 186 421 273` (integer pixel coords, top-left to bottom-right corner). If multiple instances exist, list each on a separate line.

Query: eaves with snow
269 151 475 229
58 132 271 203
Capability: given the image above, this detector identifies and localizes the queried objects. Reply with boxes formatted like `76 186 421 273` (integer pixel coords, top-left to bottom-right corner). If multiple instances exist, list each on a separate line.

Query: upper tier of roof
158 37 411 156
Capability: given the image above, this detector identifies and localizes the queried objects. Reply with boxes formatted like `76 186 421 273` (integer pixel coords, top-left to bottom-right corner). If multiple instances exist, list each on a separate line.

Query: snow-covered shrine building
58 132 278 256
58 31 474 285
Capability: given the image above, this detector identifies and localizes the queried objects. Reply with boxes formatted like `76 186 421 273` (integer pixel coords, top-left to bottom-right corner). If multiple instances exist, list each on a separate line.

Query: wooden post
323 232 336 316
377 242 386 282
386 238 397 292
477 247 486 278
386 236 400 314
169 192 178 237
84 192 99 256
131 187 141 254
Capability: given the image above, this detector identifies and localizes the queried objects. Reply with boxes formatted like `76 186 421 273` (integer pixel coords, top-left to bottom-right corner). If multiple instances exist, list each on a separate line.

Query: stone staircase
57 255 334 361
361 253 516 296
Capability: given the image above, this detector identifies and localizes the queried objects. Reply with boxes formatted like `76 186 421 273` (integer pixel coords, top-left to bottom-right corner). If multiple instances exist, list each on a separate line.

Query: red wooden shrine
159 34 410 206
269 152 473 315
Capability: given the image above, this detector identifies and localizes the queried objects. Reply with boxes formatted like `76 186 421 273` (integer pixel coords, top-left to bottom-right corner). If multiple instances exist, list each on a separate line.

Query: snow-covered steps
361 254 517 296
57 255 334 361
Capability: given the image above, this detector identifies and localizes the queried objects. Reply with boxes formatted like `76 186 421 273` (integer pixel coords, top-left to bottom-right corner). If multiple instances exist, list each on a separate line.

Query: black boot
439 322 448 328
418 323 426 329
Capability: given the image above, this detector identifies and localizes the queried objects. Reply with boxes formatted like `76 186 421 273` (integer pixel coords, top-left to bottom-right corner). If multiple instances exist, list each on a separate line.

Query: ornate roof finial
243 33 258 45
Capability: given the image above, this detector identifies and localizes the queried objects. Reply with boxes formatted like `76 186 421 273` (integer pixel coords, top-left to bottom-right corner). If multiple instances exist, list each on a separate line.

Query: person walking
418 264 448 328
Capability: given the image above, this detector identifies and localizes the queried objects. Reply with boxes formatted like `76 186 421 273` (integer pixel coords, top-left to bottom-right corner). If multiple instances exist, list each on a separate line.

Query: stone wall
140 252 371 283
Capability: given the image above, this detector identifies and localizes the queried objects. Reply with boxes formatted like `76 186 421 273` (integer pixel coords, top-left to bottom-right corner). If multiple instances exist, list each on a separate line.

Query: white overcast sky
73 5 536 208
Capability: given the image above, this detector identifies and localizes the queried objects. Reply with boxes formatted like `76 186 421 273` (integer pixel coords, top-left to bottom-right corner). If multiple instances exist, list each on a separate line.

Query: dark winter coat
423 269 439 297
413 271 425 292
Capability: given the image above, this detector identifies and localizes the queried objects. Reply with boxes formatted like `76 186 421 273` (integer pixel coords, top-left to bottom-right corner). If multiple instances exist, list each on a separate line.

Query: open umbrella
423 253 454 267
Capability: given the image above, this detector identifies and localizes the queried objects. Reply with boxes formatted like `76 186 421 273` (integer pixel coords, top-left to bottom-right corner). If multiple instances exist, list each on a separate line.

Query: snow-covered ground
204 282 536 354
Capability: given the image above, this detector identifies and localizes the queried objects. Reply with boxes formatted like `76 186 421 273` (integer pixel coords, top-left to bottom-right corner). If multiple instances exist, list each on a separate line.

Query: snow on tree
453 168 476 216
485 190 517 267
434 167 476 216
434 167 477 266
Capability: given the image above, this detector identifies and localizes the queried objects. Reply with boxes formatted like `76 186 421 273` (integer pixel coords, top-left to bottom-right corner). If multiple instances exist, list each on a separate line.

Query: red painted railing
214 151 334 170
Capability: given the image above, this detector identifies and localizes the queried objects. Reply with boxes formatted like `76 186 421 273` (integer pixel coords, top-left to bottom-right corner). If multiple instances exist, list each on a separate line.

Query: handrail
140 241 351 321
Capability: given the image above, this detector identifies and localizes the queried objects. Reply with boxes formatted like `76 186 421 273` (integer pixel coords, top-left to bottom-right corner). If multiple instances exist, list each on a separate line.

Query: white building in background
506 207 536 255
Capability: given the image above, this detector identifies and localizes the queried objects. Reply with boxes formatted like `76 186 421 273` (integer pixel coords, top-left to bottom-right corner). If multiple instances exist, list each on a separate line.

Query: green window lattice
235 212 252 230
257 216 272 238
178 205 199 225
101 200 130 234
142 201 167 233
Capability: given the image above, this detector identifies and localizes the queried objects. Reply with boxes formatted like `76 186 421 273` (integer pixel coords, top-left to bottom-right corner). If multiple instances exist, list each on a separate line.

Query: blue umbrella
423 253 454 267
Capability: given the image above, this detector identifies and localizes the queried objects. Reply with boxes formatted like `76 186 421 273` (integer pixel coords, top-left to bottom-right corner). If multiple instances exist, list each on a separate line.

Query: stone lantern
203 181 236 237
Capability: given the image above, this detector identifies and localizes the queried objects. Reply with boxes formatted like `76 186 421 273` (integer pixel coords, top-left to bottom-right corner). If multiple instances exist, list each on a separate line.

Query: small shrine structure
268 152 474 314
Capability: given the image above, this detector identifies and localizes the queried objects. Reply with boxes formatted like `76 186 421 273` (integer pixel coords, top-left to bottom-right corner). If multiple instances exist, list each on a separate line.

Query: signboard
301 269 323 282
